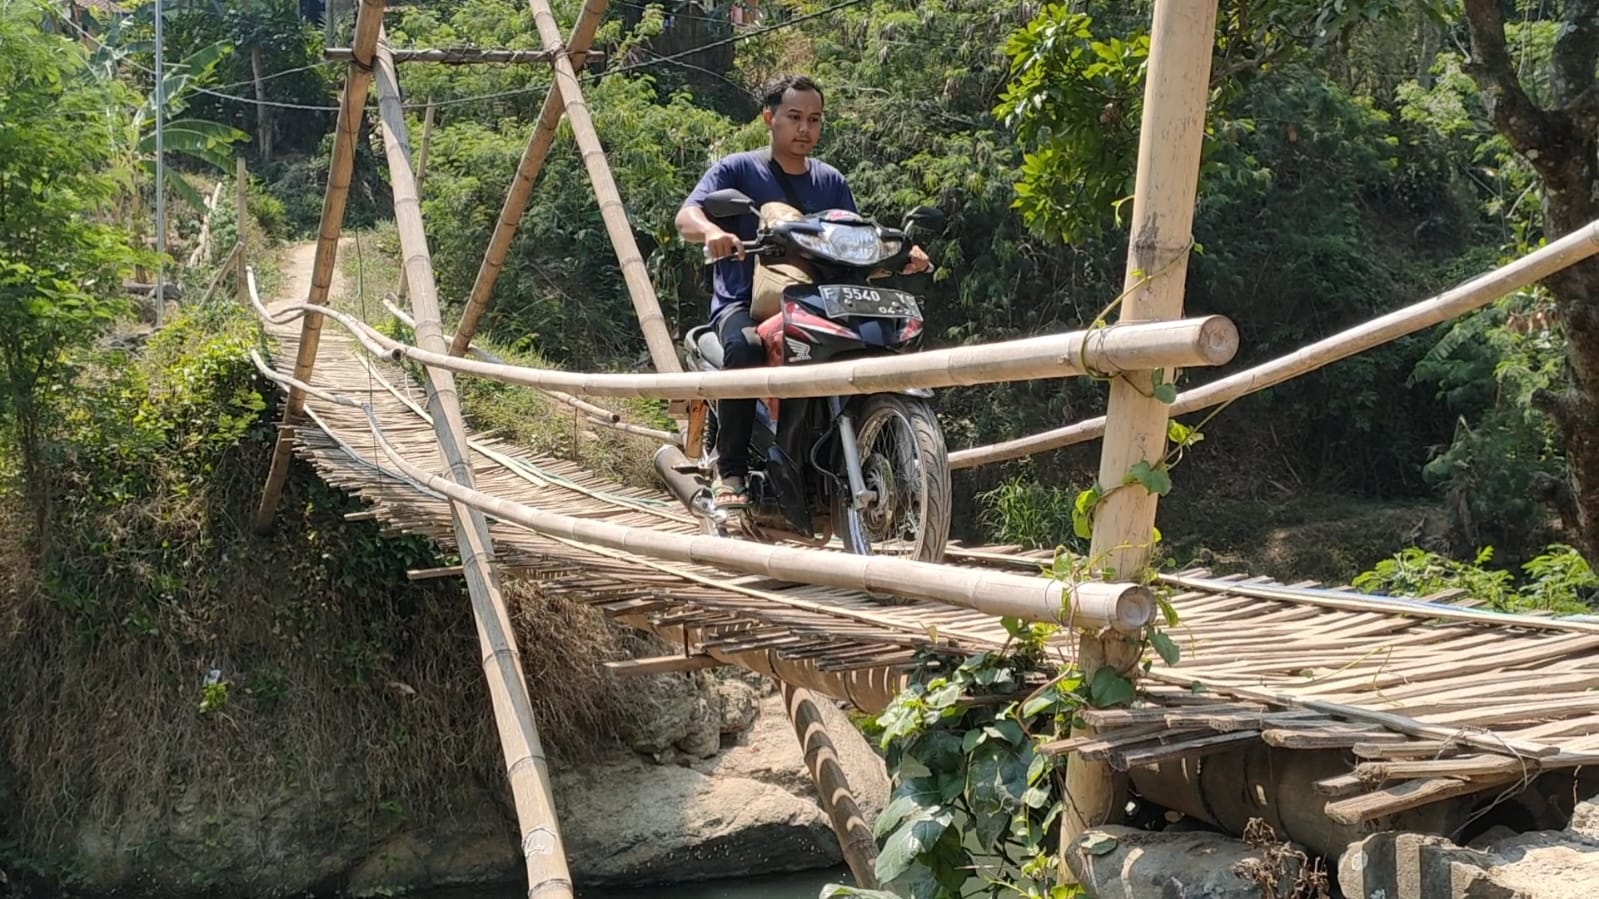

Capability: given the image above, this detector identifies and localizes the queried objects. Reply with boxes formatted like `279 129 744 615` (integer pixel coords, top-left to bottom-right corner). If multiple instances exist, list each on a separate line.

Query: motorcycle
653 188 953 571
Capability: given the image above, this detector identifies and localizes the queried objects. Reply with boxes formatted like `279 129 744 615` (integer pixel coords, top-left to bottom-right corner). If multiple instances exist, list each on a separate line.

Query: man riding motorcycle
674 73 929 519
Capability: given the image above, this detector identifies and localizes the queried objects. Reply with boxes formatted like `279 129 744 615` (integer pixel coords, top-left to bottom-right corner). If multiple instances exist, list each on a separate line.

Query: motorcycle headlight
791 223 900 266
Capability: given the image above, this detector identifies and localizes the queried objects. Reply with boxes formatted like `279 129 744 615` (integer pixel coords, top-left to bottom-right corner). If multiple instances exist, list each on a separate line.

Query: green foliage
0 4 142 542
978 475 1086 552
1354 544 1596 615
866 647 1077 898
996 6 1147 244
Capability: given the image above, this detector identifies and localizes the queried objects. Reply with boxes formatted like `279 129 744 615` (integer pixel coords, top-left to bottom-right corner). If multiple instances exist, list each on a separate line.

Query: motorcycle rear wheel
833 394 952 603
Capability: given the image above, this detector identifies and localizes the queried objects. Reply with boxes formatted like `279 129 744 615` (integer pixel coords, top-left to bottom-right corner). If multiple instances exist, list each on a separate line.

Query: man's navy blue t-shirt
682 149 856 316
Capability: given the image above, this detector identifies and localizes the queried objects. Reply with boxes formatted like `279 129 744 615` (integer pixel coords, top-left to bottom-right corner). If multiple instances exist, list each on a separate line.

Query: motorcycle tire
833 394 952 604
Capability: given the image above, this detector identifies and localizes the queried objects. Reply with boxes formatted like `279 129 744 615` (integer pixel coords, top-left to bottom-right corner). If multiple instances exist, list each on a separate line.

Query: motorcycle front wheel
833 394 952 597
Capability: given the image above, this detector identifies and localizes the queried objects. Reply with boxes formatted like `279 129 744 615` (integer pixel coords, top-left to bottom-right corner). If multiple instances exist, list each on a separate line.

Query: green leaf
1156 594 1181 627
1087 667 1136 707
1072 485 1101 539
907 730 965 774
961 727 985 754
874 778 943 838
1153 381 1178 404
875 804 954 882
926 680 962 709
1149 629 1181 666
821 885 906 899
1125 461 1173 496
1166 419 1204 447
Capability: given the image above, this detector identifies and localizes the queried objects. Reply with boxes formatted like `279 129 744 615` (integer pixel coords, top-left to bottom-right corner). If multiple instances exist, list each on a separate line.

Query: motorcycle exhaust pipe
653 445 709 510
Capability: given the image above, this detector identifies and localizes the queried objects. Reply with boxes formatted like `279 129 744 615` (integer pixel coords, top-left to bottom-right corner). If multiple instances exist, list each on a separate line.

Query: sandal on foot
711 478 750 513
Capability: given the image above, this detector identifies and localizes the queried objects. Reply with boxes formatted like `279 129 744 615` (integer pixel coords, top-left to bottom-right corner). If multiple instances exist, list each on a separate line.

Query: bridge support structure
370 37 575 898
252 0 385 533
1061 0 1219 874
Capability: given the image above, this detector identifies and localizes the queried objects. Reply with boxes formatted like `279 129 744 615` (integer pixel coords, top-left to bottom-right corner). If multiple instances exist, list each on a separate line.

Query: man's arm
675 205 745 261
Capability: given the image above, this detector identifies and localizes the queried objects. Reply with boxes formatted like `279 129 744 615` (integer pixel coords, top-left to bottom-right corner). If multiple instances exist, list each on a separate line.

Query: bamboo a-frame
372 38 574 897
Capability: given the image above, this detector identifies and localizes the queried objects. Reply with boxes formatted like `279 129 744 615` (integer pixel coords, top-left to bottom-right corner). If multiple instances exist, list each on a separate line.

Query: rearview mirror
704 188 757 219
902 205 947 234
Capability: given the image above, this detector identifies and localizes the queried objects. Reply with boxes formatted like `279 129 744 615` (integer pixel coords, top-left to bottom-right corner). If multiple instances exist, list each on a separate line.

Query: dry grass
0 311 665 878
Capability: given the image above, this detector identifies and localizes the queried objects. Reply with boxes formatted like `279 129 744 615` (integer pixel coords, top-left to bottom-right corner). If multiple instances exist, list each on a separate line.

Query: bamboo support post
235 157 248 307
451 0 609 357
326 46 593 64
948 221 1599 469
396 99 435 302
298 304 1235 400
1062 0 1218 871
371 39 574 897
199 241 243 306
253 0 385 533
184 182 223 268
520 0 680 372
780 681 880 889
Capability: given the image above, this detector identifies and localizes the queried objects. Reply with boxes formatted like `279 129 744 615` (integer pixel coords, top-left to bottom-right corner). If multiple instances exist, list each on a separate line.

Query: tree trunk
251 44 273 162
1463 0 1599 566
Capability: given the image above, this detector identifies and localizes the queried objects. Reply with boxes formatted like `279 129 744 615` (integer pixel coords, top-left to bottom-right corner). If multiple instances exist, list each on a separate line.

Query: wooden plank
1324 776 1520 825
1111 730 1260 770
604 654 720 676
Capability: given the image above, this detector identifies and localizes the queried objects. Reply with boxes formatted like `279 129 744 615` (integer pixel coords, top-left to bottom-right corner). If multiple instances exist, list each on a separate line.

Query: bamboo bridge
221 0 1599 895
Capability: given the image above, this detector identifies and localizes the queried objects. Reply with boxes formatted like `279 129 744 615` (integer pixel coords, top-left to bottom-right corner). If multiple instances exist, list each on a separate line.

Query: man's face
764 88 824 157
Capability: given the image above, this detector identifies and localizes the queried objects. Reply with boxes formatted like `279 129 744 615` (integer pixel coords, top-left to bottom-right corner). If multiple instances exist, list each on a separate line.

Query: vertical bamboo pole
1061 0 1218 867
518 0 682 372
253 0 385 533
780 681 880 889
450 0 609 357
236 157 249 307
396 98 435 302
372 38 574 898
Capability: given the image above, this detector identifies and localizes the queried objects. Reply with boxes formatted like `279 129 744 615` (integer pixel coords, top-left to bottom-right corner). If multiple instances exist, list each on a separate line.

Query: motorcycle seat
685 324 725 370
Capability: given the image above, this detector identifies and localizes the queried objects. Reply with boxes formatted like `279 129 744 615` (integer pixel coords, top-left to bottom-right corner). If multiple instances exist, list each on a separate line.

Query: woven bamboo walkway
261 309 1599 828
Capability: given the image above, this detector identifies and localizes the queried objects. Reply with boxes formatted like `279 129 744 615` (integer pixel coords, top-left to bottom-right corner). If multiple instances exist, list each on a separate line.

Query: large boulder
1064 825 1314 899
1339 828 1599 899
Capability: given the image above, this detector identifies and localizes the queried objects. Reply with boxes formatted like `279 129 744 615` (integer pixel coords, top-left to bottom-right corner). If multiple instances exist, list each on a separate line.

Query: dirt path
268 238 354 313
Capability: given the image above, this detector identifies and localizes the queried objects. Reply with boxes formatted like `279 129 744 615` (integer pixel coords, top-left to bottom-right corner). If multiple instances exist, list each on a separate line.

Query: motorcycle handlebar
702 241 763 265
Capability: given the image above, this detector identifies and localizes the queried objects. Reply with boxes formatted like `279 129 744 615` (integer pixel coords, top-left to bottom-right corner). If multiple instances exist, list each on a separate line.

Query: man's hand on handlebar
902 245 932 275
704 229 746 263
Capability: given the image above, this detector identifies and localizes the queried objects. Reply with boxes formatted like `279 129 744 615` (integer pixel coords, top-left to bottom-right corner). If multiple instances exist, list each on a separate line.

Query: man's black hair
761 74 824 111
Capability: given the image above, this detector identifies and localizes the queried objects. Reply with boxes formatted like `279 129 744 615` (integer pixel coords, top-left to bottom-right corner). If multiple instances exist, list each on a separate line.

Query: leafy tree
0 2 142 546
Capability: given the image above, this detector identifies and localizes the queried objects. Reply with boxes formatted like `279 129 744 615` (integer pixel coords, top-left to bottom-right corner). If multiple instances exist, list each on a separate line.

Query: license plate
819 285 920 320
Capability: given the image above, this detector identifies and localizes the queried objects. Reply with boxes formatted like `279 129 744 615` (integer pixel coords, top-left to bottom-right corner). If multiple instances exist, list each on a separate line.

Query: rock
552 750 839 884
692 693 889 825
1065 825 1314 899
1340 830 1599 899
347 791 519 895
715 677 761 734
1567 795 1599 844
615 672 722 759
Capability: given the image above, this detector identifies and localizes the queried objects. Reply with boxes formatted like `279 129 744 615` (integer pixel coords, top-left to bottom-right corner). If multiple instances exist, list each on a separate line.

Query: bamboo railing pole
235 157 248 307
780 681 881 888
521 0 681 372
396 98 435 302
948 218 1599 469
451 0 609 357
1062 0 1218 872
292 306 1236 400
253 0 384 533
371 39 574 898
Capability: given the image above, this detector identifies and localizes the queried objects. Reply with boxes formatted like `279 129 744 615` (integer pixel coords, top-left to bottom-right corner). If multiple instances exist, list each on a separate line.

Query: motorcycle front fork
829 396 875 556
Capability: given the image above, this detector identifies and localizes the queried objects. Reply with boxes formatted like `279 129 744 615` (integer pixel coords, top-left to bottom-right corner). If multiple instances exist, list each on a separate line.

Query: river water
426 867 854 899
